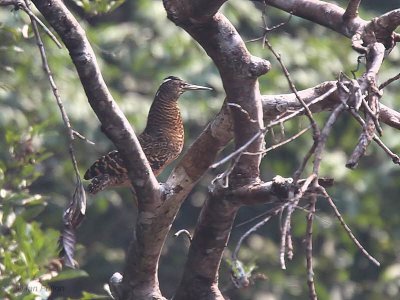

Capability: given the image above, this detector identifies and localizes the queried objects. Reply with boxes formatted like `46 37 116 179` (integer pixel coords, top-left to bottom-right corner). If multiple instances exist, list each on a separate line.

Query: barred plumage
84 76 212 194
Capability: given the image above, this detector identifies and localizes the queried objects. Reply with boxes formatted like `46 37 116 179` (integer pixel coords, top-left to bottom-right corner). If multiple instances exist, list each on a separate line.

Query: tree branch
261 81 400 130
343 0 361 20
164 0 270 298
28 0 164 298
347 42 385 168
30 0 159 201
265 1 399 50
265 0 367 38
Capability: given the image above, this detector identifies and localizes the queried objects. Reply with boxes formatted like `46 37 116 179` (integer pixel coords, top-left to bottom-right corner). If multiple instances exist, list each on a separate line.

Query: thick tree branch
261 81 400 130
164 0 270 298
30 0 159 201
175 189 239 300
27 0 164 298
265 1 399 50
265 0 366 38
119 102 234 299
343 0 361 20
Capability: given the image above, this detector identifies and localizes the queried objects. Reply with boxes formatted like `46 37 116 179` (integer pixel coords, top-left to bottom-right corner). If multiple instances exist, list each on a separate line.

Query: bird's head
158 76 212 99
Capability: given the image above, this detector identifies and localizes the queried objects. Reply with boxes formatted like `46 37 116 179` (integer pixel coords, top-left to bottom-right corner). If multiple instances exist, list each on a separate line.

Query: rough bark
261 81 400 129
163 0 270 298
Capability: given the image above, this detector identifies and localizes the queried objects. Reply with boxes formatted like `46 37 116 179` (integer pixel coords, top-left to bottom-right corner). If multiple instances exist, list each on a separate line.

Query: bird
84 76 212 194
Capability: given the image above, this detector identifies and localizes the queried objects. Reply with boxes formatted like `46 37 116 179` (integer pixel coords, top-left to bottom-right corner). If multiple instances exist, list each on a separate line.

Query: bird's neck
143 92 183 136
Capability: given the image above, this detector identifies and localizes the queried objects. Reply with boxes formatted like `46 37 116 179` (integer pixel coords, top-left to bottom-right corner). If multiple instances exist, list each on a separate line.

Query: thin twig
347 42 385 168
228 103 258 123
2 0 63 48
279 205 292 269
279 174 317 269
263 37 320 137
233 216 272 261
73 129 95 145
305 195 317 300
313 103 346 175
379 72 400 90
347 108 400 165
211 151 244 188
265 126 311 154
246 7 292 44
293 142 317 182
27 0 88 267
361 97 383 135
29 6 81 181
254 7 319 140
242 125 311 156
235 202 288 228
351 55 365 79
210 130 264 169
210 86 336 171
319 187 380 267
268 86 337 130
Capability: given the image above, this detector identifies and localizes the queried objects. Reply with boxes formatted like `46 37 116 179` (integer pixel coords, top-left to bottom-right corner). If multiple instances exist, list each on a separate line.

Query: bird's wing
83 150 126 180
84 133 178 181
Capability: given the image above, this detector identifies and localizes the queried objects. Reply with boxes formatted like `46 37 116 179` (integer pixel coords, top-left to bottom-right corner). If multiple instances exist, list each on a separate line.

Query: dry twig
305 195 317 300
318 186 380 266
0 0 62 48
379 72 400 90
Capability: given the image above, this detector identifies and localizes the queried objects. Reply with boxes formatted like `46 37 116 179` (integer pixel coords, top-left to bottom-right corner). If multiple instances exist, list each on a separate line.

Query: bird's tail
87 175 112 194
84 150 129 194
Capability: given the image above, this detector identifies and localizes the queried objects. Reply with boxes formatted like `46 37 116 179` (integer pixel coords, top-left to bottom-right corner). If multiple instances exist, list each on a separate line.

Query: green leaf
81 291 110 299
48 269 89 282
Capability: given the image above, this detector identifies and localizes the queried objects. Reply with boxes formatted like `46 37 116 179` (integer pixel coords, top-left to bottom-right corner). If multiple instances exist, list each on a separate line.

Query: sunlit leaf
48 269 88 282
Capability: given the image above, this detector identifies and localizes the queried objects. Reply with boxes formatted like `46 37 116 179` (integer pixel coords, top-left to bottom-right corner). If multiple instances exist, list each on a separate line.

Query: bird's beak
182 82 213 91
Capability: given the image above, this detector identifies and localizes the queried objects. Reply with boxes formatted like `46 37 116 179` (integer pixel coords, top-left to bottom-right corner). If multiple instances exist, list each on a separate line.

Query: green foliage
73 0 126 16
0 128 59 299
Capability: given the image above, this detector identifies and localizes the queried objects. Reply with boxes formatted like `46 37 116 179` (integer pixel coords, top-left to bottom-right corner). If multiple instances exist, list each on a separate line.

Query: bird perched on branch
84 76 212 194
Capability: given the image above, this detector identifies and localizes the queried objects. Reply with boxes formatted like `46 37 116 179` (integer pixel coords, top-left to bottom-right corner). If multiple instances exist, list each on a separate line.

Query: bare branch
305 195 317 300
29 0 164 298
261 81 400 130
343 0 361 20
265 0 367 38
313 103 346 174
232 215 272 266
31 0 160 203
164 0 271 296
379 72 400 90
266 1 398 51
279 174 316 269
210 131 263 170
263 37 320 139
22 0 90 267
319 187 380 267
263 126 311 155
0 0 62 48
347 109 400 165
347 43 385 168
